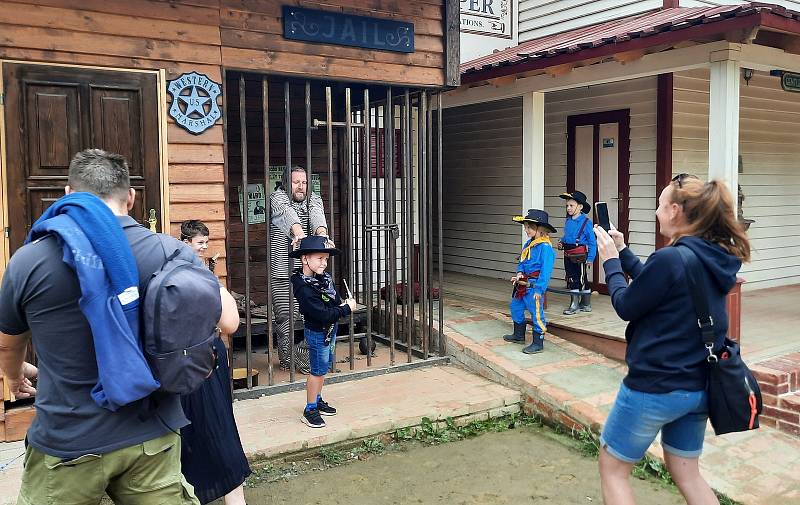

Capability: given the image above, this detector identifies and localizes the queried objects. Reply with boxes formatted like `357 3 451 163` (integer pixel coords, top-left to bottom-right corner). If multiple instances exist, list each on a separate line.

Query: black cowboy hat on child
559 191 591 213
512 209 557 234
289 235 341 258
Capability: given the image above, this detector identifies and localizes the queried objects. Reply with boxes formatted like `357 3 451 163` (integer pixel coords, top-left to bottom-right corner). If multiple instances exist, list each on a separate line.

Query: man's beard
292 190 306 202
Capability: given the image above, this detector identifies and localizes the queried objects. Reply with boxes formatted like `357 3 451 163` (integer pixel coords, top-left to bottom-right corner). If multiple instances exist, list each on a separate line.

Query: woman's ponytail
672 178 751 262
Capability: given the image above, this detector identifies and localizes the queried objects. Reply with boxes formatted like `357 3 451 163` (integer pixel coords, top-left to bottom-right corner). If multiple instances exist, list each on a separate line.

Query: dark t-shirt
0 215 198 459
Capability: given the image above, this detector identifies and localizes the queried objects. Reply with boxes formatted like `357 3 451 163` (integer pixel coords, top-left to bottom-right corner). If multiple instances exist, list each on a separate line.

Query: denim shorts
304 325 336 377
600 383 709 463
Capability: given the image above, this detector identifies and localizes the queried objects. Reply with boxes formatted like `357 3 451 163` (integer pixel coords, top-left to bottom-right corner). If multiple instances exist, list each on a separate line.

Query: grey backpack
142 236 222 395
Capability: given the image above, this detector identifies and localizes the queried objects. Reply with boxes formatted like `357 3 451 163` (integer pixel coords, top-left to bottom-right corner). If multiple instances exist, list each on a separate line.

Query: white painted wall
440 98 524 278
673 68 800 290
518 0 661 43
544 77 658 285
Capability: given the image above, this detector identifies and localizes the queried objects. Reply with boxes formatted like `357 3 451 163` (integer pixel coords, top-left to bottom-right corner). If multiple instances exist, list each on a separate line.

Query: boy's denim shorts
304 325 336 377
600 383 709 463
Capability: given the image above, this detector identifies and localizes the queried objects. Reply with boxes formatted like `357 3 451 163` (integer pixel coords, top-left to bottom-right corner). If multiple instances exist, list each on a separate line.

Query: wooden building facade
0 0 459 441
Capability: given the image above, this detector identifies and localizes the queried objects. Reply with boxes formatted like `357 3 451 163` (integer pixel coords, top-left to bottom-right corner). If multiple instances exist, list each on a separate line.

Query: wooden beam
655 73 673 250
444 0 460 87
488 75 516 87
545 63 574 77
613 49 645 65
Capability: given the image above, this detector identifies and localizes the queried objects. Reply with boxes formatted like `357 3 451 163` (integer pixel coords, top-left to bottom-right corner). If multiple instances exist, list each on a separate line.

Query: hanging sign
238 184 267 225
282 6 414 53
461 0 512 39
168 72 222 135
781 72 800 93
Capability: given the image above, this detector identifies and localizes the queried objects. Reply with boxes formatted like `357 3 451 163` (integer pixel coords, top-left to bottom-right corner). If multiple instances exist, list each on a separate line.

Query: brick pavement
440 301 800 505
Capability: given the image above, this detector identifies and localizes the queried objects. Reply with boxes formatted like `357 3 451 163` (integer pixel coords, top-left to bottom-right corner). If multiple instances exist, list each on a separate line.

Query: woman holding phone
593 175 749 505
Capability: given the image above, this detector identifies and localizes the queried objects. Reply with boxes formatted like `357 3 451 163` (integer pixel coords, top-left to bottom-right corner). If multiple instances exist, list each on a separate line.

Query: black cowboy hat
512 209 557 234
288 235 341 258
559 191 591 213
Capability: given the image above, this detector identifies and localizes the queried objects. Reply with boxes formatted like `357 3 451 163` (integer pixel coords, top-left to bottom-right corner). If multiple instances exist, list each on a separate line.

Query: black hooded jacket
603 236 741 393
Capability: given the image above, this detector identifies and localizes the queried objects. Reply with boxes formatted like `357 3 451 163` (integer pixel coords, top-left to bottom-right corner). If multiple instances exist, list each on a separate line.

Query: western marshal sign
168 72 222 135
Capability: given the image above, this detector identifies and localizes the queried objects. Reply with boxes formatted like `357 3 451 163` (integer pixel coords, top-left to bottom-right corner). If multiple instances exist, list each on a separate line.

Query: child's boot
503 322 527 343
563 293 580 315
579 292 592 312
523 333 544 354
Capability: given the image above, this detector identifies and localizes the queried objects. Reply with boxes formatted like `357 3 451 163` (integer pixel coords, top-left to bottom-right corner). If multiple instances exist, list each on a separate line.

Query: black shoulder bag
676 244 762 436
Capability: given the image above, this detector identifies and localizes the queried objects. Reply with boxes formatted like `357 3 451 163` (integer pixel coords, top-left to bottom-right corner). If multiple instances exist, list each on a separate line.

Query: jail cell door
567 110 630 292
3 63 162 254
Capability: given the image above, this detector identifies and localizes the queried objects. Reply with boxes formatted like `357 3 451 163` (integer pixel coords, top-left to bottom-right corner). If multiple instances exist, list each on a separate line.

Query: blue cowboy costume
559 191 597 314
503 209 556 354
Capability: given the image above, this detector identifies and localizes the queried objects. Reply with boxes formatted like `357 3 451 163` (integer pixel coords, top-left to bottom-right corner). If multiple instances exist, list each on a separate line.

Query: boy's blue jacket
25 192 160 411
561 214 597 262
516 237 555 296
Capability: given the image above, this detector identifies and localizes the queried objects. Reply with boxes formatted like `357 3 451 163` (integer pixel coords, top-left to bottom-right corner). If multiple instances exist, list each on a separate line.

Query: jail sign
282 6 414 53
168 72 222 135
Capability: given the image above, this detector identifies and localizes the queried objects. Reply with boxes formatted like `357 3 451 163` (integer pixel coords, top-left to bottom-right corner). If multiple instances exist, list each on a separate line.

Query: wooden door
3 63 161 254
567 110 630 292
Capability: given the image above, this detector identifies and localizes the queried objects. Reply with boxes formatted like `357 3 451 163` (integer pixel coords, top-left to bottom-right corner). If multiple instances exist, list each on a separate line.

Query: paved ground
440 300 800 505
0 365 519 505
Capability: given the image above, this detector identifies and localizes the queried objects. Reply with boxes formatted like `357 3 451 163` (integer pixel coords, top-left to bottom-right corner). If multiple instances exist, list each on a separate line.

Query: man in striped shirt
270 166 329 372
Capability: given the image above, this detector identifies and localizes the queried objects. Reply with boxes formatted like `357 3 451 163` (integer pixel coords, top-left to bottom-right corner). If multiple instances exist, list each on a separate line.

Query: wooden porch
442 271 800 364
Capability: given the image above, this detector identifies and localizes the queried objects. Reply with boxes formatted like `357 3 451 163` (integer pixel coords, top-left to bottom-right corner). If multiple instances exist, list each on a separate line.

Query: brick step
752 353 800 437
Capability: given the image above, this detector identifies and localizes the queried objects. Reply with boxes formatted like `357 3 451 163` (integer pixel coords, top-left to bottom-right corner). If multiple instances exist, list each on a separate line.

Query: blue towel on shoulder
26 192 159 411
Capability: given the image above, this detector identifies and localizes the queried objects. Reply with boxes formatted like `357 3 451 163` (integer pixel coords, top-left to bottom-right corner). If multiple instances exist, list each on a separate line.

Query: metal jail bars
225 73 445 393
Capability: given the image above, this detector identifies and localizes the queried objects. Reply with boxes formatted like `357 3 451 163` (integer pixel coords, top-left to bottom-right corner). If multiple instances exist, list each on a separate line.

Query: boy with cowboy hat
558 191 597 315
290 236 356 428
503 209 556 354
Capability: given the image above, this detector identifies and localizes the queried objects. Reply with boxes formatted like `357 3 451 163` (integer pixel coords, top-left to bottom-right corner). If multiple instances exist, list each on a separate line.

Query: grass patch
393 412 541 445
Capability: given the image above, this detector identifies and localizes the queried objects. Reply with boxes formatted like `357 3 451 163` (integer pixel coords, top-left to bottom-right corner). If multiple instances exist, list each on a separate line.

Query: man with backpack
0 149 239 505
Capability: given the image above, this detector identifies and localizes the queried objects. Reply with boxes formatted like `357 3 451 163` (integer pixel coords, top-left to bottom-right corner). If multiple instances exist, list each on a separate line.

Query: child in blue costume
503 209 556 354
558 191 597 315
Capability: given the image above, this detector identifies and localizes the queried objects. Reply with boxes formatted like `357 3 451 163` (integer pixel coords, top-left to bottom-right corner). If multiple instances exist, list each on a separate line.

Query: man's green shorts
17 432 199 505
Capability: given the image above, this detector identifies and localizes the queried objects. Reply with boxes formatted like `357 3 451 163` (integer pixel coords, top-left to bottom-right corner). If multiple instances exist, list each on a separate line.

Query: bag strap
674 241 719 363
575 217 589 244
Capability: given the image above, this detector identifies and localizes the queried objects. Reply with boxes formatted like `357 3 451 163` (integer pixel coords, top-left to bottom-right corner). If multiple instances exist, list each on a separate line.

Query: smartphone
595 201 610 232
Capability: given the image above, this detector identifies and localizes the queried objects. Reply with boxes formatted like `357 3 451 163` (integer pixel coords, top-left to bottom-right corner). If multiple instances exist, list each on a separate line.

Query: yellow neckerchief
520 236 552 262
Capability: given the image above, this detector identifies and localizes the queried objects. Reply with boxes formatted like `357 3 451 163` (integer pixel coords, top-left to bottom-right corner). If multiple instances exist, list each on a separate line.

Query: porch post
708 53 740 208
522 91 545 242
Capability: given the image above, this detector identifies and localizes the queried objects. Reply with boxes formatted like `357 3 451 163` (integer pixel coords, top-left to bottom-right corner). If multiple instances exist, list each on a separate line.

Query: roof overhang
461 9 800 86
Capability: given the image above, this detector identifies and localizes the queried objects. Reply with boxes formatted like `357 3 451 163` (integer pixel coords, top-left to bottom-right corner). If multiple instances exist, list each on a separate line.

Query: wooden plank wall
219 0 445 86
0 0 229 284
441 98 523 279
673 68 800 290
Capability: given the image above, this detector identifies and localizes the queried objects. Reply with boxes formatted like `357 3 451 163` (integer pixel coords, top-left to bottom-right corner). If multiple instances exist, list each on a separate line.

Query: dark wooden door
3 63 161 254
567 109 631 293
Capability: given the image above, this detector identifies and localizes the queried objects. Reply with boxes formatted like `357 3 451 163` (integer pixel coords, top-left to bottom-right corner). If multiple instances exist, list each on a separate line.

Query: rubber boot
523 333 544 354
503 322 527 343
563 293 580 315
579 293 592 313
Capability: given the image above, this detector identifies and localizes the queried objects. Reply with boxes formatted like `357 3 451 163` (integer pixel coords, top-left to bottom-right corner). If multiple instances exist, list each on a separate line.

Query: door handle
147 209 158 232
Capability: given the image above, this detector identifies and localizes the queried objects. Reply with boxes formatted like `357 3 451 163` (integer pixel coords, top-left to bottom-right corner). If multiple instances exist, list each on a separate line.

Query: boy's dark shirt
290 273 351 331
0 216 193 459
